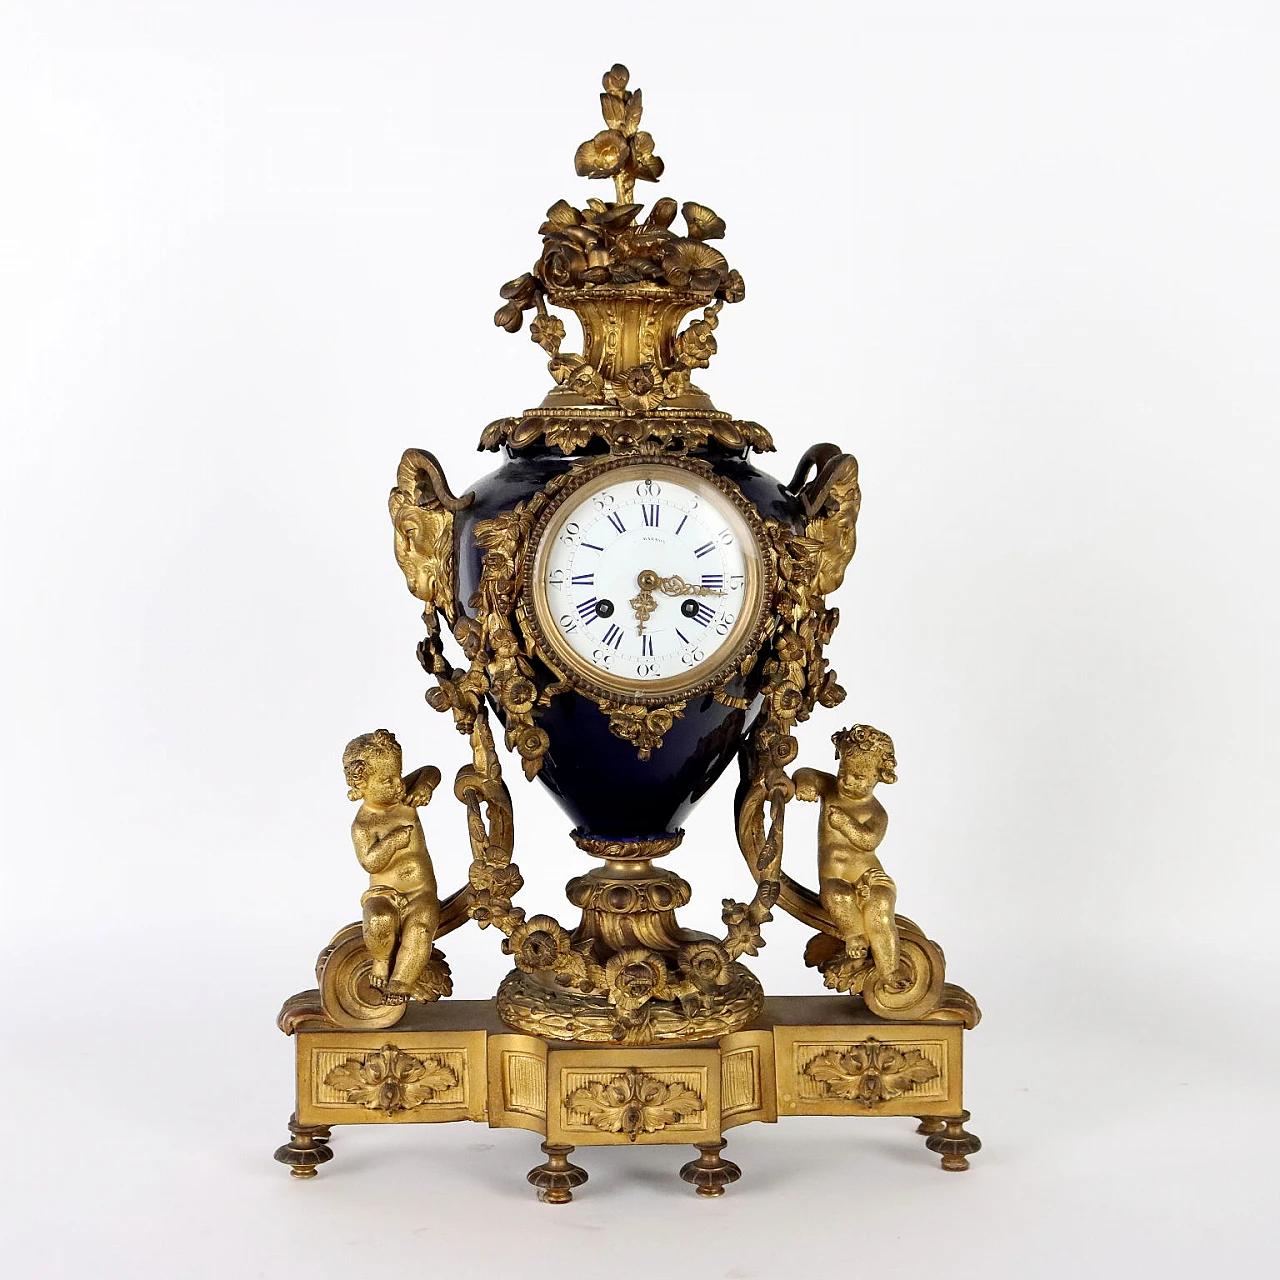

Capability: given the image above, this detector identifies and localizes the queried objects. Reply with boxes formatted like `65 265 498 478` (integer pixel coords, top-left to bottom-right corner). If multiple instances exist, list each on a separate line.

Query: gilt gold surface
549 1047 719 1146
773 1018 963 1119
495 963 765 1045
320 1045 461 1115
492 64 746 430
388 448 473 625
296 1022 487 1126
280 997 980 1187
718 1028 777 1129
480 410 773 457
793 724 950 1020
801 1040 941 1109
487 1033 550 1133
342 730 448 1005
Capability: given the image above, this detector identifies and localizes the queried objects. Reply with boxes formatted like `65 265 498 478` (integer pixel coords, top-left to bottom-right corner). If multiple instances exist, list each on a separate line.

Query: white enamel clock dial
528 463 767 698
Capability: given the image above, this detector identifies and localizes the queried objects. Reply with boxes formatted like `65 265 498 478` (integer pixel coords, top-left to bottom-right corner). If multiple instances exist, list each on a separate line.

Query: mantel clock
275 64 982 1199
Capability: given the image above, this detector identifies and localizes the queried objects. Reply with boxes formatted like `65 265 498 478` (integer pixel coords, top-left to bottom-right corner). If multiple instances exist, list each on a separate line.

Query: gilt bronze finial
486 63 754 446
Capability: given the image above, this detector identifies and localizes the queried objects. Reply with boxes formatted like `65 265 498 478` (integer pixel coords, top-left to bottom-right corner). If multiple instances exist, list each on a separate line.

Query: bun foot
527 1143 588 1204
273 1113 334 1179
679 1140 741 1198
925 1110 982 1172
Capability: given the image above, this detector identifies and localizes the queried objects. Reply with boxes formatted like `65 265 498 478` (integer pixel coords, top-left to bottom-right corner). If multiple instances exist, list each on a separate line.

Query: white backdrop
2 2 1277 1276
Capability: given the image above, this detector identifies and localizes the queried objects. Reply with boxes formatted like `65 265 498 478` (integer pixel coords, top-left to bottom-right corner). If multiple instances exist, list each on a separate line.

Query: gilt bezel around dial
521 456 776 707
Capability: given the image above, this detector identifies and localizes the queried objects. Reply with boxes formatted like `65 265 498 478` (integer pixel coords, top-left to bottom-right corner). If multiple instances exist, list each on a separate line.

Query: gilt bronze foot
915 1115 945 1136
679 1140 742 1198
924 1110 982 1171
527 1142 588 1204
273 1113 334 1179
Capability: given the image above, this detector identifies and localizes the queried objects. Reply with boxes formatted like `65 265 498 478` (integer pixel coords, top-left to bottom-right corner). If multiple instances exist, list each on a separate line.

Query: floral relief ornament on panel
322 1045 458 1115
567 1067 704 1141
802 1039 939 1109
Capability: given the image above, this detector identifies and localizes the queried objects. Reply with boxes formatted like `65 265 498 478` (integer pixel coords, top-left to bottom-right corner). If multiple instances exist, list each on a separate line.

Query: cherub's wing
388 449 474 623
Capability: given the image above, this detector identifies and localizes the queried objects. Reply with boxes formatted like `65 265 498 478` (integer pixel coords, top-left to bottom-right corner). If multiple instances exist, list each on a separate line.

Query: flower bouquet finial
574 64 664 205
490 64 750 424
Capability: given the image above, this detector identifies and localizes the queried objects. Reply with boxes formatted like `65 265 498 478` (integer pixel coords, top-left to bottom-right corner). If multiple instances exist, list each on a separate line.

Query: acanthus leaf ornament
566 1068 703 1140
323 1046 459 1115
802 1040 940 1109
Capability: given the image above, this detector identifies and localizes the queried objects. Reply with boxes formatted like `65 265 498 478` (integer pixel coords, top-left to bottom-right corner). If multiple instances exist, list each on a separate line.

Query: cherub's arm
353 821 414 874
792 768 834 803
827 800 887 849
403 764 442 808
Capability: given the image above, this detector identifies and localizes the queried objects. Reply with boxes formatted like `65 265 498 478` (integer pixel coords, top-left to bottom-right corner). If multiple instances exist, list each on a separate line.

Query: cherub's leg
387 896 440 999
362 895 399 990
860 874 900 982
819 879 869 958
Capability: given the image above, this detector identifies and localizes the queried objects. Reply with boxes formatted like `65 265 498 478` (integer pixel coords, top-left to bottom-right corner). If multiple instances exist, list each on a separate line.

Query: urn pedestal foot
679 1139 741 1198
497 964 764 1044
527 1142 588 1204
924 1110 981 1171
273 1113 334 1179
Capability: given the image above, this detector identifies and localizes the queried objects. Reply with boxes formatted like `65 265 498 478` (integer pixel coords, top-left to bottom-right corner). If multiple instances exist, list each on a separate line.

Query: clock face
527 462 768 700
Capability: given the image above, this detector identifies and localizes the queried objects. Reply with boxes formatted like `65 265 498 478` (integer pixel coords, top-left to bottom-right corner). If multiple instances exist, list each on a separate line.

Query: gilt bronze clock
275 63 982 1199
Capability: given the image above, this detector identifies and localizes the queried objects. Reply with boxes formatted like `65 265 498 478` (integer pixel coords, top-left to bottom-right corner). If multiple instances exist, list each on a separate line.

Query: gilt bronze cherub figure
342 729 447 1004
795 724 903 989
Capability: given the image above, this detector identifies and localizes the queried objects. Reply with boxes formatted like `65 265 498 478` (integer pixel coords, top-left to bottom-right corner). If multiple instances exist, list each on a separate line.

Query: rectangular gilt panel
548 1048 721 1146
502 1052 548 1119
485 1033 548 1134
718 1030 776 1128
296 1029 486 1125
774 1023 962 1118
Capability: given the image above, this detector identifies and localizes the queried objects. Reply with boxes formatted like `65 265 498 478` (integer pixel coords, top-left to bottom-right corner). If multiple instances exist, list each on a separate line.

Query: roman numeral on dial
701 573 724 590
602 623 623 648
691 602 716 627
576 597 599 621
607 512 626 534
642 504 660 527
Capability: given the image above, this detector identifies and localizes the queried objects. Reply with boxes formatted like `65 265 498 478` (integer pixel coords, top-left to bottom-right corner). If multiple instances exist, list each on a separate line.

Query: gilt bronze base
275 992 980 1198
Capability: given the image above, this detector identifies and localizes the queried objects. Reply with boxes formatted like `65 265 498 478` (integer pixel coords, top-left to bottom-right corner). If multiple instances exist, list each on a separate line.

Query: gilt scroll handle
786 443 849 520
